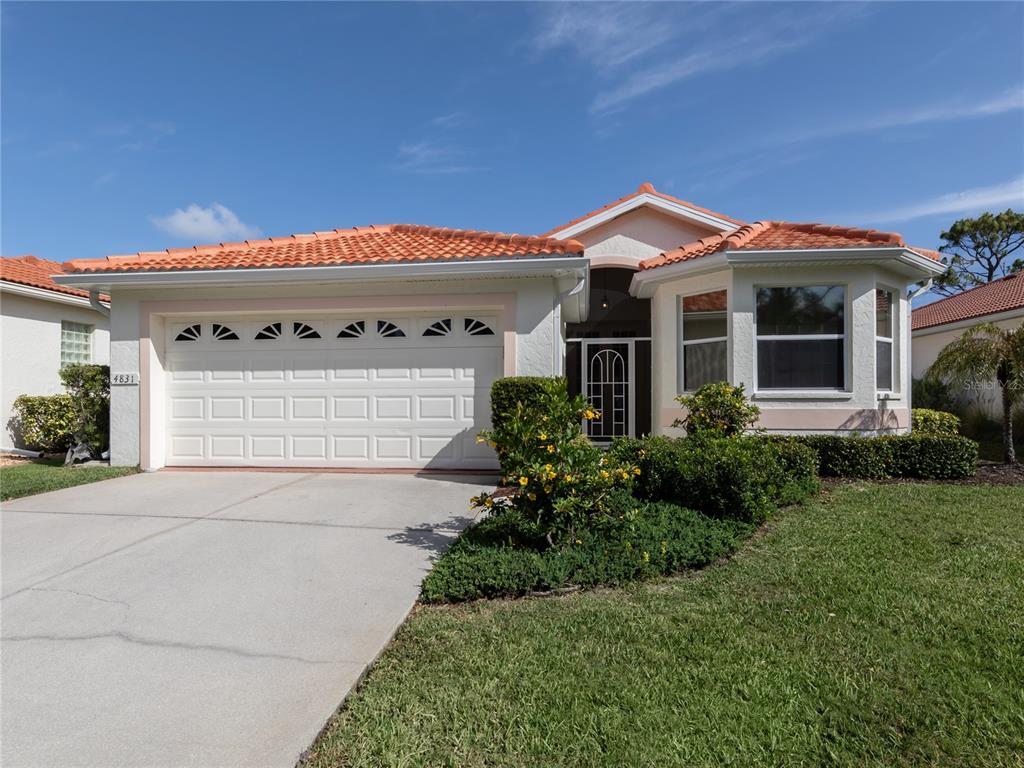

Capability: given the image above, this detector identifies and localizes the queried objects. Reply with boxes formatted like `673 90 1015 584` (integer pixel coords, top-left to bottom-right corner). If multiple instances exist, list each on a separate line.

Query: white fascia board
912 307 1024 337
724 247 946 278
0 280 109 310
550 193 737 240
53 256 589 292
628 253 729 298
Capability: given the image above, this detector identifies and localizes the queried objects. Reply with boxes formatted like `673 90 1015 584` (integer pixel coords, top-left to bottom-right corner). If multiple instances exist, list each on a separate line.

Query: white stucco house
54 183 944 471
1 256 111 452
912 271 1024 417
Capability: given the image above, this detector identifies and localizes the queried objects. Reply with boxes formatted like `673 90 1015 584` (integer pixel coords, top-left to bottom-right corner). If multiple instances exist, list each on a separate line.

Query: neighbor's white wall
106 276 562 467
912 312 1023 418
579 207 719 267
649 264 914 436
1 290 110 449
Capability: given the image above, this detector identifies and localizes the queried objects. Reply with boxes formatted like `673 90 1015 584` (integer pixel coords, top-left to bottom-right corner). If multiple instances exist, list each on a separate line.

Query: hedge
780 434 977 480
611 435 819 524
421 494 749 603
10 394 76 452
911 408 961 437
490 376 555 428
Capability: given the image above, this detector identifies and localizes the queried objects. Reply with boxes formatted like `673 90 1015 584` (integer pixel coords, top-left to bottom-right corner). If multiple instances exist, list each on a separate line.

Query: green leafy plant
911 408 961 437
58 364 111 455
912 376 959 414
783 434 977 480
10 395 76 452
933 209 1024 296
673 382 760 438
927 322 1024 463
474 377 639 545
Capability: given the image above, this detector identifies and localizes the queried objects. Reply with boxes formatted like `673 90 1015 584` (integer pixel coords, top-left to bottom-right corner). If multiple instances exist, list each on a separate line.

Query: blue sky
3 1 1022 265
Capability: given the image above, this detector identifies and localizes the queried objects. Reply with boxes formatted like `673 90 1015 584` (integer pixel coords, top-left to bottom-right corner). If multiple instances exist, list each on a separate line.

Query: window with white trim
755 286 845 390
679 290 728 391
875 289 894 392
60 321 93 366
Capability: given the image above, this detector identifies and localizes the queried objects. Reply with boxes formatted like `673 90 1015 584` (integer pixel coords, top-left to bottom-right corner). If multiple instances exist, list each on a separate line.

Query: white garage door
164 313 502 469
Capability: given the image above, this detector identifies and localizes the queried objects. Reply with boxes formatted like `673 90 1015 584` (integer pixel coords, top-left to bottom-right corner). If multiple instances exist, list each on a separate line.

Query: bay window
680 290 727 391
875 289 894 391
755 286 845 390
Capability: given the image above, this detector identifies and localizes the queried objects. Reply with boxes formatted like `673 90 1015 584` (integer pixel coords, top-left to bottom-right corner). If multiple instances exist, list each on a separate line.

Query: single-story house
55 183 944 471
912 271 1024 417
1 256 111 452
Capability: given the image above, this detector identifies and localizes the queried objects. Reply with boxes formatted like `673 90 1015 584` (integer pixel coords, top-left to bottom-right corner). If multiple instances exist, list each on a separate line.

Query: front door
582 340 632 441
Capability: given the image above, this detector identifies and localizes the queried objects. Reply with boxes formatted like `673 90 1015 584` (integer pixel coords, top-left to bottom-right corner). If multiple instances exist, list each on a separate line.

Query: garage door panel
165 314 501 469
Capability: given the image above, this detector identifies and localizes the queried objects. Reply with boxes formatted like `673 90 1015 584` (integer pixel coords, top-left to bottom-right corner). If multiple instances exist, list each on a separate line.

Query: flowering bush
673 382 760 438
472 377 639 544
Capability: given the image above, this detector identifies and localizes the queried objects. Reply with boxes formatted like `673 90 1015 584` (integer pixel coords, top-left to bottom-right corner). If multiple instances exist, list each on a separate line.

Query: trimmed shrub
59 364 110 454
673 382 760 438
421 496 748 603
10 394 76 452
611 435 818 524
887 435 978 480
490 377 553 430
783 434 977 480
912 376 959 414
911 408 961 437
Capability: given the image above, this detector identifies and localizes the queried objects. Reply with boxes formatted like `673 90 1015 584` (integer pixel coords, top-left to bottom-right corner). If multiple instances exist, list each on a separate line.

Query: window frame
752 283 849 393
875 286 896 394
60 320 94 367
676 287 730 394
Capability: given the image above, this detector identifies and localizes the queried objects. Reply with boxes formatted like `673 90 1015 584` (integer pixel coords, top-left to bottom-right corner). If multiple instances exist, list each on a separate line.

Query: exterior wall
650 264 913 436
1 291 110 450
912 312 1023 418
107 277 563 468
578 207 720 268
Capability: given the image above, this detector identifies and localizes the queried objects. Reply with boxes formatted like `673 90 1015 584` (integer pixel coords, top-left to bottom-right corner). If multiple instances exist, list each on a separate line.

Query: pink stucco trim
138 293 517 470
587 255 641 269
660 406 911 432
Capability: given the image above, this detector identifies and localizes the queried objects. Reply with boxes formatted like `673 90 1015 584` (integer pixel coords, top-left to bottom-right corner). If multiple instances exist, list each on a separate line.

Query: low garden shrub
476 376 639 544
781 433 977 480
10 394 76 452
911 408 961 437
421 493 749 603
611 435 819 524
490 376 553 431
673 382 760 438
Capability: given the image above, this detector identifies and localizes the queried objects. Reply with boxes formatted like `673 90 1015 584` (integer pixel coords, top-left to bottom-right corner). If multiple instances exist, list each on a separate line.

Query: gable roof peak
637 181 656 194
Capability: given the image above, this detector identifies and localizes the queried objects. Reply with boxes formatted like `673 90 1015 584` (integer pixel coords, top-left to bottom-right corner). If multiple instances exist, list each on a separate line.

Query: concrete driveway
1 470 492 768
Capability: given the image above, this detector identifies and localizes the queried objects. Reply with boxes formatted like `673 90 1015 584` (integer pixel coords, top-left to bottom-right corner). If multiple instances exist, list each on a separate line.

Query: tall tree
933 209 1024 297
927 323 1024 464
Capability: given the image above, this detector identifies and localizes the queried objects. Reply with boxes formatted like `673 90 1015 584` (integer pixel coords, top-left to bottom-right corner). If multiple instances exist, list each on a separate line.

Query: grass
0 457 138 501
305 483 1024 768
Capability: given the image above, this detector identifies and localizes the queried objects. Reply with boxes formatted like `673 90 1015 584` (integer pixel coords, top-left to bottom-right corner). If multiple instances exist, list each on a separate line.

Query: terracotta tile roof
912 272 1024 330
65 224 584 274
0 255 109 302
541 181 746 237
639 221 942 270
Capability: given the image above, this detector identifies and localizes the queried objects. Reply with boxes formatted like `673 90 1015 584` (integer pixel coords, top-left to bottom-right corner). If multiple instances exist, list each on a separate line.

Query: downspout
906 278 933 420
89 289 110 318
553 273 589 375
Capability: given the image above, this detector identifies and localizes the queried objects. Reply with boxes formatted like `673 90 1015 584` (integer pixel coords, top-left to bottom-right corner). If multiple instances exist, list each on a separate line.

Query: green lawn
1 457 138 501
305 483 1024 768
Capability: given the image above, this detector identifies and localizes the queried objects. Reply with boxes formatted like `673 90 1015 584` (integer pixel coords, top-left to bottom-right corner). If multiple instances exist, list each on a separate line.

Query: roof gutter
52 255 588 292
0 279 109 310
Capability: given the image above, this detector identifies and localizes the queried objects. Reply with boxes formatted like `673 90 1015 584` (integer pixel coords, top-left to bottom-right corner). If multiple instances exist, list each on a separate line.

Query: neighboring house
912 272 1024 417
1 256 111 451
55 183 943 471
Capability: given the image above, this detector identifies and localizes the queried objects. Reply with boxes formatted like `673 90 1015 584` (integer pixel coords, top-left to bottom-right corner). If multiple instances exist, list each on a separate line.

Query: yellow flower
547 445 555 453
528 492 537 501
518 476 529 487
538 432 548 441
575 539 583 545
564 474 573 483
544 464 553 472
633 467 641 475
642 551 650 563
600 470 610 479
475 435 485 444
543 485 552 493
484 498 494 508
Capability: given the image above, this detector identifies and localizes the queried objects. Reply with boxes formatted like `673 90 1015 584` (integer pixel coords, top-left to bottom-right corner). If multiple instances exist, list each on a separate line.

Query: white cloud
93 171 116 187
430 111 470 128
772 86 1024 145
532 3 863 115
832 177 1024 224
393 141 479 174
150 203 261 242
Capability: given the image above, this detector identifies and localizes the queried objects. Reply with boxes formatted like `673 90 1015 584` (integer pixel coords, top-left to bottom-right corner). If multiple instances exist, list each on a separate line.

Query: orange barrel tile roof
0 255 108 300
639 221 943 270
912 272 1024 330
65 224 585 274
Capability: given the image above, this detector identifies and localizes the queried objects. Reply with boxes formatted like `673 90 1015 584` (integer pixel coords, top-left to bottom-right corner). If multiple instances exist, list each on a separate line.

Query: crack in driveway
1 629 346 665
